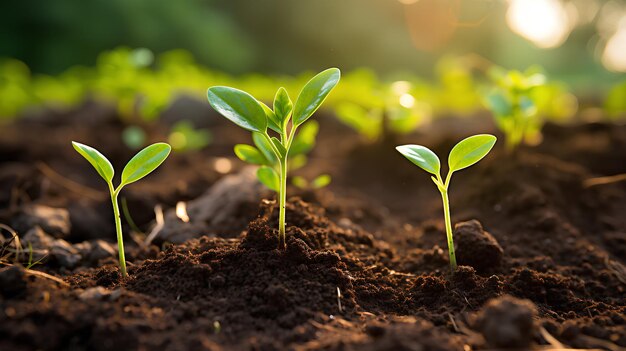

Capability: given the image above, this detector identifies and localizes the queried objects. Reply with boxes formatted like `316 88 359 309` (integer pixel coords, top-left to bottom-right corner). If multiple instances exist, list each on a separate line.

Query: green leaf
292 68 341 126
292 176 308 189
485 91 512 117
257 166 280 192
259 101 281 133
252 133 278 166
311 174 331 189
448 134 496 173
289 154 307 171
207 86 267 133
273 87 293 125
290 120 319 156
168 121 212 152
395 144 441 176
271 137 287 158
234 144 268 165
72 141 115 183
335 103 382 141
519 96 537 117
120 143 171 186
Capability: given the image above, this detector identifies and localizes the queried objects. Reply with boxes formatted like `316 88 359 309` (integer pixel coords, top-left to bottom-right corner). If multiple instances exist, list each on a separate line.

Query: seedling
396 134 496 272
334 77 430 142
484 68 544 152
483 66 575 152
72 141 171 277
207 68 340 248
25 242 47 270
292 174 332 190
168 120 212 152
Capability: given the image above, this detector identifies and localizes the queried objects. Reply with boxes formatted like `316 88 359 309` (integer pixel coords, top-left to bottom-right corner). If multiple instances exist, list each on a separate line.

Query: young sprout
207 68 340 248
333 76 429 142
72 141 171 277
396 134 496 272
483 66 575 152
292 174 332 190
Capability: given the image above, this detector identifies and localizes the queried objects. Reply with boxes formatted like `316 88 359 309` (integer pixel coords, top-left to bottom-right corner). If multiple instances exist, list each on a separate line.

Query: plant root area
0 104 625 350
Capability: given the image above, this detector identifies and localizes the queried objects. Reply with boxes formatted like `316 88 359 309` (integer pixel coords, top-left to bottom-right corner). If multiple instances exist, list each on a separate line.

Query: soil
0 100 625 350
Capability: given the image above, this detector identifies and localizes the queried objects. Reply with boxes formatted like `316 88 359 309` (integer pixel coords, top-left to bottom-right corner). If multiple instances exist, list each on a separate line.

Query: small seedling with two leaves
396 134 496 272
292 174 332 191
207 68 340 249
72 141 171 277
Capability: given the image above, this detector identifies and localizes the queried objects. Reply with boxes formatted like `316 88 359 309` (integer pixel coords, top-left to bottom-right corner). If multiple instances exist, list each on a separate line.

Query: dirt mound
1 108 625 350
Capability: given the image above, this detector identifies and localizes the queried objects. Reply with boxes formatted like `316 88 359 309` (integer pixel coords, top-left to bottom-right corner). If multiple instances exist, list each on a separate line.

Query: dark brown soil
0 101 625 350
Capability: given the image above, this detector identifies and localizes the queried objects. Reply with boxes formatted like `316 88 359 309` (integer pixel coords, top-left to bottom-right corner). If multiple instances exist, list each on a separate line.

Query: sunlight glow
506 0 574 48
398 0 420 4
391 81 411 95
399 93 416 108
602 18 626 72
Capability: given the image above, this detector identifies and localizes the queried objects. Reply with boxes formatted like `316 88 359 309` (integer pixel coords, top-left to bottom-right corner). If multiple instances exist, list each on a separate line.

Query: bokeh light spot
506 0 574 48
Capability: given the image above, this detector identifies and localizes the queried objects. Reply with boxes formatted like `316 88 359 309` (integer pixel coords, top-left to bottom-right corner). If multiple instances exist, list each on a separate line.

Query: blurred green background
1 0 624 93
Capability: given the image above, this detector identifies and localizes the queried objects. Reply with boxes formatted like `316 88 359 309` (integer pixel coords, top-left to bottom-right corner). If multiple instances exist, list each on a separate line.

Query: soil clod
454 220 504 274
14 204 71 239
475 295 538 349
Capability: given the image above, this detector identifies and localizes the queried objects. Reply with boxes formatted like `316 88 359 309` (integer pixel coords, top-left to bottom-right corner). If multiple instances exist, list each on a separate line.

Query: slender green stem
278 158 287 249
265 125 296 250
436 172 456 273
440 189 457 272
109 185 127 277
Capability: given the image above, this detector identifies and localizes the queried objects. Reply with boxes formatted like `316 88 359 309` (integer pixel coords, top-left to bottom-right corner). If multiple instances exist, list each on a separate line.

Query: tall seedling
396 134 496 272
207 68 340 248
72 142 171 277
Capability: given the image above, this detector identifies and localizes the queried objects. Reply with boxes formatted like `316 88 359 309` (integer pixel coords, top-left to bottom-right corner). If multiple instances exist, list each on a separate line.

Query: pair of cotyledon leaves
396 134 496 181
206 68 341 134
72 141 171 189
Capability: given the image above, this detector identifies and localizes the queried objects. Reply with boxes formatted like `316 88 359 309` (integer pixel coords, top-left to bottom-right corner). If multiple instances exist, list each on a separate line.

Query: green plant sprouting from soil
332 71 432 142
207 68 340 248
396 134 496 272
483 66 576 152
72 141 171 277
25 242 46 270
